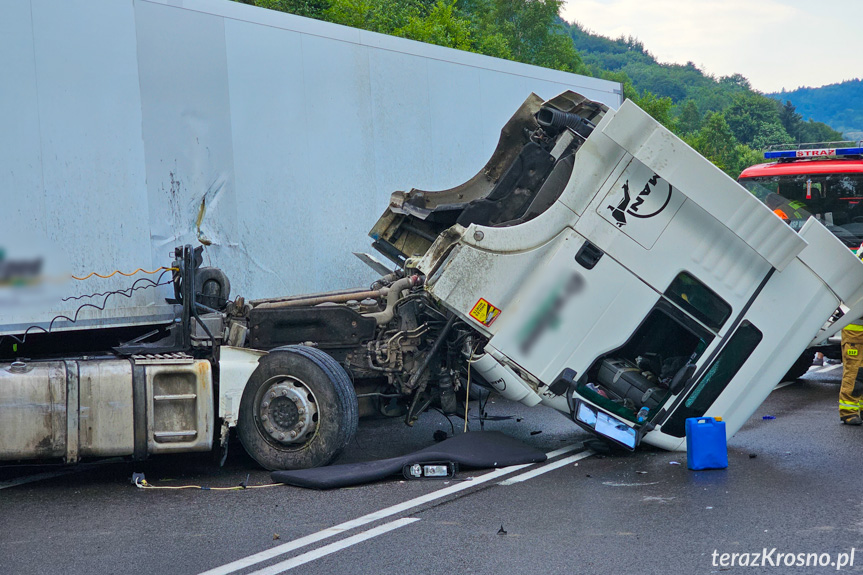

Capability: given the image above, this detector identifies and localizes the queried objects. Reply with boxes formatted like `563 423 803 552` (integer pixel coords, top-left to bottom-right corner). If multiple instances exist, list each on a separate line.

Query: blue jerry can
685 417 728 470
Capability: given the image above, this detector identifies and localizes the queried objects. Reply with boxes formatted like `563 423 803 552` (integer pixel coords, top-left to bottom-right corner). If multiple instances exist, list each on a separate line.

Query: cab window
663 321 763 437
663 272 731 332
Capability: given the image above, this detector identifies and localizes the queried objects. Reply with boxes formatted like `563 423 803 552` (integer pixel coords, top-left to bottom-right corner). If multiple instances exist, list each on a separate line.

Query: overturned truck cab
4 91 862 472
367 91 863 450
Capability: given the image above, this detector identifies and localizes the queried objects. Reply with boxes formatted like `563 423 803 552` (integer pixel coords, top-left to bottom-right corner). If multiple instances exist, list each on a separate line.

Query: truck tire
782 349 815 382
237 345 358 470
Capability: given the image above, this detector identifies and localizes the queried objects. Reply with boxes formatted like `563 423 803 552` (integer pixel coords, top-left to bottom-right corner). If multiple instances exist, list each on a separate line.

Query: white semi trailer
3 91 861 469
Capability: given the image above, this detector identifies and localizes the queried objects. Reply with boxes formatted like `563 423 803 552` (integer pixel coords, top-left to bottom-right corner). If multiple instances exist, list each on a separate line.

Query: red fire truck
738 142 863 375
738 142 863 245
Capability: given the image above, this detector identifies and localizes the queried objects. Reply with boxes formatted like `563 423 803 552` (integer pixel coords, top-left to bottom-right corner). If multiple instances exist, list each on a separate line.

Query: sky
561 0 863 93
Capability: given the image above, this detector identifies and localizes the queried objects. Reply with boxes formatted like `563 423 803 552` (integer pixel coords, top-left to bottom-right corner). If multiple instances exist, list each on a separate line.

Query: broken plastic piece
131 472 147 487
762 415 776 420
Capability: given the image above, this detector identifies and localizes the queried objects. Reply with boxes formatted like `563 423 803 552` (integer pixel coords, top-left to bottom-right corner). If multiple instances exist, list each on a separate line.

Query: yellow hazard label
469 298 501 327
848 348 859 357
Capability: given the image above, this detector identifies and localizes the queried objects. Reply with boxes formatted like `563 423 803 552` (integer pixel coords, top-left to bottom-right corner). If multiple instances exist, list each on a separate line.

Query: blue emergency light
765 146 863 160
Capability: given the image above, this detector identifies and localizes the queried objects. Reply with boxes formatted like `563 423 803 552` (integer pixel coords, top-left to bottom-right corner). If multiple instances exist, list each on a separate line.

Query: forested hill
561 20 847 174
769 80 863 140
232 0 847 177
566 23 749 114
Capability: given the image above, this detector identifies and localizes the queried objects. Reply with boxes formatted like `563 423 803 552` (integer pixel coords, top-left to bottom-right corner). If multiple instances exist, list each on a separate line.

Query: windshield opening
739 173 863 247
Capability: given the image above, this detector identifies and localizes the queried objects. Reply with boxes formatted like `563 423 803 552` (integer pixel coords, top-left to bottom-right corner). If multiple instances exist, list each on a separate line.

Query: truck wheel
782 349 815 382
237 345 358 470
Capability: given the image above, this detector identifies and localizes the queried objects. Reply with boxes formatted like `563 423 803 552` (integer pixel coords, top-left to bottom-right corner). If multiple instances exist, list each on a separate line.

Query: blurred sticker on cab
470 298 500 326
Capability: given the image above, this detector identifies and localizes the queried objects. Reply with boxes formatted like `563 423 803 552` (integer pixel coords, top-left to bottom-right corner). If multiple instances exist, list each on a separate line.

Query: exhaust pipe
536 107 595 139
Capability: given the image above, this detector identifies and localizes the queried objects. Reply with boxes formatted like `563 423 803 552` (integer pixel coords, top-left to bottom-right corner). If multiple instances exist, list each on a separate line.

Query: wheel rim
255 375 319 446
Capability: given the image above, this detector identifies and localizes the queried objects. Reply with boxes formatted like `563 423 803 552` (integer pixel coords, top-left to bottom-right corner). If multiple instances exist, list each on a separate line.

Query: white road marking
498 450 594 485
246 518 420 575
199 443 587 575
0 469 77 490
814 364 842 374
544 443 582 459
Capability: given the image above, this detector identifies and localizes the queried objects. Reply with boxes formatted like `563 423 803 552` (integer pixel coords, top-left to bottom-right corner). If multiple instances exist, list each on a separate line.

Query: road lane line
199 463 532 575
247 518 420 575
199 443 583 575
498 450 594 485
544 443 582 458
814 364 842 374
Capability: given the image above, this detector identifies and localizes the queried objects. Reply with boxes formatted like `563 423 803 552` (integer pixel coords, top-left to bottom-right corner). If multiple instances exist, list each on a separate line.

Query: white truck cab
401 95 863 450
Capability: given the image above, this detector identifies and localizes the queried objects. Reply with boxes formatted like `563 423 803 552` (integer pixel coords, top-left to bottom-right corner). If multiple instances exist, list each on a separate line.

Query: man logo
607 174 673 228
607 180 631 227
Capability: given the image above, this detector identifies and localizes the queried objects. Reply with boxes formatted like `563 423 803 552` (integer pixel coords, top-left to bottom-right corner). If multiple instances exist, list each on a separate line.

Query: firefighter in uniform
840 322 863 425
841 243 863 425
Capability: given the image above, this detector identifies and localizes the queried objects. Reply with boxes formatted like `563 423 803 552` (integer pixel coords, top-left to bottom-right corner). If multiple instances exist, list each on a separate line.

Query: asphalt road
2 363 861 575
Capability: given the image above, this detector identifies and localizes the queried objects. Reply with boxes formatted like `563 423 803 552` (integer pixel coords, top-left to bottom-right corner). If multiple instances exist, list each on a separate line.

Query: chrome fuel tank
0 356 213 462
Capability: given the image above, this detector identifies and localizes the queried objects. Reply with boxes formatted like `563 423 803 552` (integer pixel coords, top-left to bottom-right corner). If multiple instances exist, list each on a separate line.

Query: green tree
750 121 794 151
473 30 512 59
731 144 764 179
724 92 786 146
677 99 701 135
718 73 751 92
596 70 674 130
798 119 845 144
599 69 638 100
462 0 583 72
770 79 862 139
779 100 802 141
247 0 328 19
687 112 759 178
323 0 419 33
632 90 675 131
689 112 736 173
395 1 472 50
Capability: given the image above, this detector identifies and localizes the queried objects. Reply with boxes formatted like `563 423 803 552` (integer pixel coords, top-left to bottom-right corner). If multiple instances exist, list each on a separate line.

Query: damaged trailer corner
2 90 861 473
